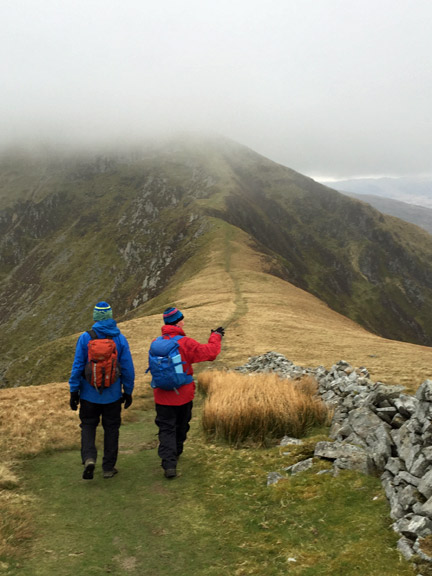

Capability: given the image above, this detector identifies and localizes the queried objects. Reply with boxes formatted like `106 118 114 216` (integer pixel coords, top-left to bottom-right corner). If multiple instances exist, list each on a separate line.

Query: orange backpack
84 330 120 391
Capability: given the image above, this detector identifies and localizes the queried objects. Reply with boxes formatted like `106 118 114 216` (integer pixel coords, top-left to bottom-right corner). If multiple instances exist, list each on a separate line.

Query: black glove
211 326 225 338
122 393 133 409
70 390 80 411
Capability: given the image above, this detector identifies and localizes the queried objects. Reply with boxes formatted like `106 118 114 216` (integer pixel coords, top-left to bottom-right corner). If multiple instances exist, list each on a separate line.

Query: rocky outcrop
236 352 432 564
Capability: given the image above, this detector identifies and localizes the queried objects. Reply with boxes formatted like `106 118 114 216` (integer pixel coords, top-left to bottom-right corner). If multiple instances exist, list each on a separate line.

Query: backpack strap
87 330 115 341
162 334 184 343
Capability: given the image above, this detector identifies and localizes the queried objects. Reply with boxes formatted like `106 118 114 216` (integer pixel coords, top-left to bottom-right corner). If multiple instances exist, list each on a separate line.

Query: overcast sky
1 0 431 180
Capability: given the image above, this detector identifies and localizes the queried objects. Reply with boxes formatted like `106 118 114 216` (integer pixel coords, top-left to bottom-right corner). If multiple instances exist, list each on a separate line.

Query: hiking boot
103 468 118 479
83 458 96 480
164 468 177 479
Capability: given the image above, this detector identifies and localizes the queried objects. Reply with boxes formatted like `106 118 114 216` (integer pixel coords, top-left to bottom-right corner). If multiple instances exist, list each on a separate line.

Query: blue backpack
147 335 194 391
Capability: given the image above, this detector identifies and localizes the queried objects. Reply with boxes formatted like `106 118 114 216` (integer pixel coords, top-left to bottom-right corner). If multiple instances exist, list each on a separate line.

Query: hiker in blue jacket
69 301 135 480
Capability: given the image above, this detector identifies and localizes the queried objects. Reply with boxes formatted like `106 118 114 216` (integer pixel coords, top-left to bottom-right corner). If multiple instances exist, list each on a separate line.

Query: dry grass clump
199 370 331 445
0 383 79 460
0 380 151 463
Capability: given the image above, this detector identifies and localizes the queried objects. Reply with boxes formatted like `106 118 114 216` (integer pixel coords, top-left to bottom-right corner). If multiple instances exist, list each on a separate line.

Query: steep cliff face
2 137 432 387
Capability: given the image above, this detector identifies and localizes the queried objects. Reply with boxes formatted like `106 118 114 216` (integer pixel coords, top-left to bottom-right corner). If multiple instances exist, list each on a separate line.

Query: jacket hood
92 319 121 337
161 324 186 337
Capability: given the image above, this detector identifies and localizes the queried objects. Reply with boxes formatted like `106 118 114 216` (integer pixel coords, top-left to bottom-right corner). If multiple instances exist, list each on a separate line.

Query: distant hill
3 136 432 386
326 176 432 208
340 193 432 235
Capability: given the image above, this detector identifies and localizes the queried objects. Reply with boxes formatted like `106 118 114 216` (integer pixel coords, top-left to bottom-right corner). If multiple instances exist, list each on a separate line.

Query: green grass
1 398 419 576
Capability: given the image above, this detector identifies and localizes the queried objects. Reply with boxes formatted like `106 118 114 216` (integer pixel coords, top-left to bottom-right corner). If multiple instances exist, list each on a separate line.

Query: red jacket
152 324 222 406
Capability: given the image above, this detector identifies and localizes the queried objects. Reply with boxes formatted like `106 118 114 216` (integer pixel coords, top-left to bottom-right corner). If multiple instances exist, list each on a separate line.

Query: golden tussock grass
199 370 332 445
0 380 152 468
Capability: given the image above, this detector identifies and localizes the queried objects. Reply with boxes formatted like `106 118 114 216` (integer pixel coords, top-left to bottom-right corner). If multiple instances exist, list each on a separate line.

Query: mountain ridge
2 136 432 386
340 192 432 235
326 175 432 208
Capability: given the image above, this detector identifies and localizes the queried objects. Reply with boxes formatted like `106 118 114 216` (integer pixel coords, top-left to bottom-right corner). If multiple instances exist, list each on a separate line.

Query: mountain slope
206 147 432 344
2 136 432 386
341 192 432 235
6 221 432 391
326 176 432 208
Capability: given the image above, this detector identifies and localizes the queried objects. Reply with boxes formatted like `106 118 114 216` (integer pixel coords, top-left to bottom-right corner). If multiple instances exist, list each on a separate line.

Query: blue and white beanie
93 301 113 321
163 307 184 325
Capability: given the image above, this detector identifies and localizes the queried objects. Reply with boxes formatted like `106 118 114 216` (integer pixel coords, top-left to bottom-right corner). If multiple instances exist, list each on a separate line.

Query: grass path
3 399 417 576
13 404 244 576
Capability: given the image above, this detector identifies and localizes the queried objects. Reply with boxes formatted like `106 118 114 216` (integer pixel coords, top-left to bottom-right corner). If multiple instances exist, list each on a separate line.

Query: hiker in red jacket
150 307 224 479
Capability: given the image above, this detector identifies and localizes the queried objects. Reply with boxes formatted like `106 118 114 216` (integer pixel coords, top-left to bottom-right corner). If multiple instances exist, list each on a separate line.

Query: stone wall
236 352 432 564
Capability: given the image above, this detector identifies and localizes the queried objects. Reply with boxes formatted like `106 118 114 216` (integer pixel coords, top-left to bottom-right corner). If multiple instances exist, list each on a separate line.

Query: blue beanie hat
93 301 113 321
163 307 184 325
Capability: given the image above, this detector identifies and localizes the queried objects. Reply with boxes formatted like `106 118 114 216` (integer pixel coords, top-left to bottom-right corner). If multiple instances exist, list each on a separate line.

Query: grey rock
392 422 422 471
397 536 415 560
285 458 314 475
329 422 352 441
280 436 303 447
407 416 423 435
315 441 371 475
365 424 393 473
375 406 397 425
382 473 405 520
394 394 419 418
376 406 397 416
385 457 405 476
315 440 371 474
414 496 432 519
267 472 286 486
398 484 421 511
415 401 432 426
366 384 406 407
422 447 432 461
314 441 362 461
416 380 432 403
397 471 421 487
418 470 432 499
409 452 430 478
334 454 370 475
321 390 338 404
347 407 387 441
393 514 432 539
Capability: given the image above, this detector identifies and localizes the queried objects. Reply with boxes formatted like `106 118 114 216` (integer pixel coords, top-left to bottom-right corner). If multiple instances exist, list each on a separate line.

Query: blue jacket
69 319 135 404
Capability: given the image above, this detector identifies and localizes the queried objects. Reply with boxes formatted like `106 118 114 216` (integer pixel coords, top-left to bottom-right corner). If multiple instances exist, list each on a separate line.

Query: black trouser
79 398 122 471
155 401 193 470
